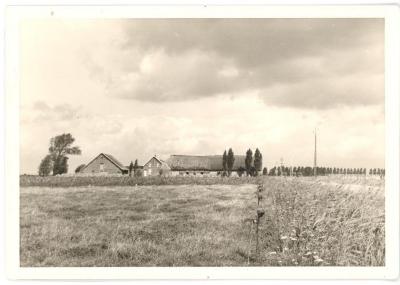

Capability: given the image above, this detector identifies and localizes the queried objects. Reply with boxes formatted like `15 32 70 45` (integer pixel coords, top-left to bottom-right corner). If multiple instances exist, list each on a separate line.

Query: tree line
266 166 385 177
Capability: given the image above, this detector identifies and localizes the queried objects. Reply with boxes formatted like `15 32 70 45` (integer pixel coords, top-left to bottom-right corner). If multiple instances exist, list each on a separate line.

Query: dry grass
20 177 385 266
256 177 385 266
20 184 256 266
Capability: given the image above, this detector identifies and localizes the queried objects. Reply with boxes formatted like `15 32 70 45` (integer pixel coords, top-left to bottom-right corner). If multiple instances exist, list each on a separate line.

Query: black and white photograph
4 4 400 280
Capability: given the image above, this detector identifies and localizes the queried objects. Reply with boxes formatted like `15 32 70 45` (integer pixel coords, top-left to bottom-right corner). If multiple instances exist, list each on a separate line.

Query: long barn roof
166 154 246 171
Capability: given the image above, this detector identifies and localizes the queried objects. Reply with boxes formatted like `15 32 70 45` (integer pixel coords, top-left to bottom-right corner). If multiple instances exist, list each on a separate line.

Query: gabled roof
102 153 127 170
83 153 127 172
166 155 246 171
144 156 170 169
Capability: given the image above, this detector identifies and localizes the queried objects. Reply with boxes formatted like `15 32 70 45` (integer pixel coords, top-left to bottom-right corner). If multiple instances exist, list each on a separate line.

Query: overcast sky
20 19 384 174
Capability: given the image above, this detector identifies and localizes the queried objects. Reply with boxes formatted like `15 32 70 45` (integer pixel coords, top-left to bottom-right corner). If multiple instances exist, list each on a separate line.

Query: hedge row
20 175 260 187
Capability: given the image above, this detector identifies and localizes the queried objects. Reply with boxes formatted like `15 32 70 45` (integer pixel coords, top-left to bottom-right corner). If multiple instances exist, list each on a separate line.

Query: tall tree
227 148 235 176
48 133 81 175
245 149 253 176
38 155 53 176
222 150 228 175
133 159 139 175
129 161 134 177
254 148 263 176
53 156 69 175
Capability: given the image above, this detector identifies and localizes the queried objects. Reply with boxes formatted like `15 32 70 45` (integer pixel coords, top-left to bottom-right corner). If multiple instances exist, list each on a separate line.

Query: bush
262 167 268 176
237 167 245 177
75 164 86 173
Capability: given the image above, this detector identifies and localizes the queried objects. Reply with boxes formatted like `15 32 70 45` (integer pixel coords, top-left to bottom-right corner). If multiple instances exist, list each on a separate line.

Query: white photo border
5 4 400 280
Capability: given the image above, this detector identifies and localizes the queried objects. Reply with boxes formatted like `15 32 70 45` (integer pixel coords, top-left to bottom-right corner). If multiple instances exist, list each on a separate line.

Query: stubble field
20 176 385 267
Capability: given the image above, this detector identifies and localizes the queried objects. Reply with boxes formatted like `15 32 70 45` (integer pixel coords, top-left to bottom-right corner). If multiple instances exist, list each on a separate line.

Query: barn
81 153 128 175
166 154 247 176
143 156 170 176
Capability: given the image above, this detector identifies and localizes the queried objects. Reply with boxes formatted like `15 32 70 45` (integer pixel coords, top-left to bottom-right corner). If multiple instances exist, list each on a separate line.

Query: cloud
25 101 123 135
19 19 385 174
127 19 382 64
29 101 82 122
259 73 384 109
108 49 242 101
81 19 384 109
19 95 385 174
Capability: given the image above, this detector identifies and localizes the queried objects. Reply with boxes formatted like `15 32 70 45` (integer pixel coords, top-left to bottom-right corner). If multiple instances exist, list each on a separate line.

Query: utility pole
313 128 317 176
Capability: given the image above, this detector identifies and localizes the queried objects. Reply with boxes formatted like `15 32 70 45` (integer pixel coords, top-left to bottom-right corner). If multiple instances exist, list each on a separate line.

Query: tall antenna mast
313 128 317 176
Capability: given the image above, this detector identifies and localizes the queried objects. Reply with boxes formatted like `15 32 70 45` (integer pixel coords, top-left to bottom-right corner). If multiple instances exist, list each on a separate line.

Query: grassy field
20 177 385 266
257 177 385 266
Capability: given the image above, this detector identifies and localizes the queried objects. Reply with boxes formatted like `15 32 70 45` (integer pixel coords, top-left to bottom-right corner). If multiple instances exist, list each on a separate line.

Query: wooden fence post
255 208 265 255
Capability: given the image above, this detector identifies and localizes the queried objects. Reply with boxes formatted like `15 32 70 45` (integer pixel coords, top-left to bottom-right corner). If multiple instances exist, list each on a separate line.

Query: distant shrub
262 167 268 176
237 167 245 177
74 164 86 174
134 169 143 177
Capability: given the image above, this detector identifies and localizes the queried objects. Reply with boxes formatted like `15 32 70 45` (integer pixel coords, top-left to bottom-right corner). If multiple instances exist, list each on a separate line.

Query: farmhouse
79 153 248 177
81 153 128 175
166 154 247 176
143 156 170 176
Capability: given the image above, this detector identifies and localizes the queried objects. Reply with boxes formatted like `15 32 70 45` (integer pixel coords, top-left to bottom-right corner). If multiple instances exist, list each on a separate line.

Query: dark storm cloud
122 19 382 66
89 19 384 108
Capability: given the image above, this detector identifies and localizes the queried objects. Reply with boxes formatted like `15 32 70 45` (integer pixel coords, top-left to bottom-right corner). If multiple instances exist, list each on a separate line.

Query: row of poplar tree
266 166 385 176
221 148 263 177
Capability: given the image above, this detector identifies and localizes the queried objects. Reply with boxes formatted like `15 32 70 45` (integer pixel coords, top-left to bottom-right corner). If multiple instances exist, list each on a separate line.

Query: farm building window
100 163 104 171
